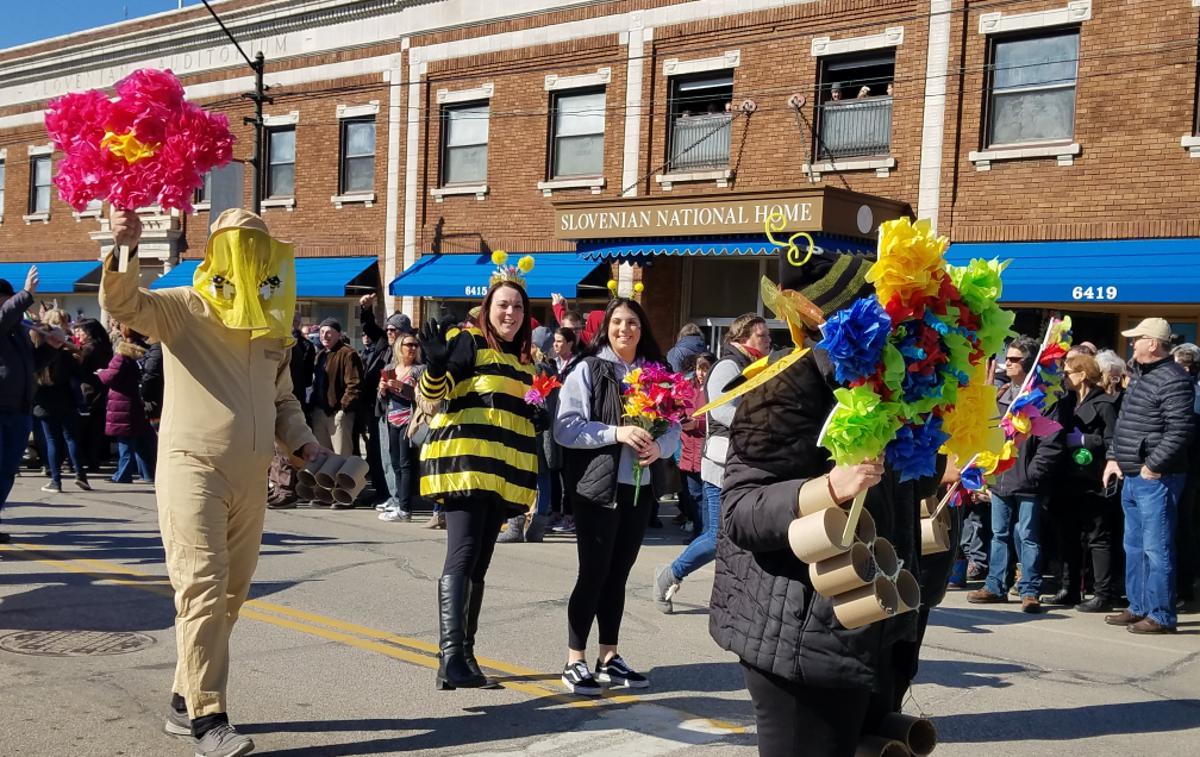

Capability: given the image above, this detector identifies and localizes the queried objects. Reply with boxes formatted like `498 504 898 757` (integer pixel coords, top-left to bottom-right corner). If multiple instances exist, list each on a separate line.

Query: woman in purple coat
97 327 154 484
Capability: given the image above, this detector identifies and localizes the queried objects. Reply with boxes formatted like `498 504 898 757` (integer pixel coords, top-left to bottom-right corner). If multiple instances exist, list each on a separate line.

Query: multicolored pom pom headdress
488 250 535 291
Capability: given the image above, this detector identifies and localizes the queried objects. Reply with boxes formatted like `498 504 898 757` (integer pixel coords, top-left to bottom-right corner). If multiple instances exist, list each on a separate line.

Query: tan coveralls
99 252 315 718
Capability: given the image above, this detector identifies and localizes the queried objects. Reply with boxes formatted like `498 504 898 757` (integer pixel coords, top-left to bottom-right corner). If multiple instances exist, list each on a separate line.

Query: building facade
1 0 1198 348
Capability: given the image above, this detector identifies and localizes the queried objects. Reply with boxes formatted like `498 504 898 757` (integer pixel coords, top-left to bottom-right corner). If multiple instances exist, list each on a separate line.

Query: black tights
442 500 508 581
742 662 871 757
567 485 650 650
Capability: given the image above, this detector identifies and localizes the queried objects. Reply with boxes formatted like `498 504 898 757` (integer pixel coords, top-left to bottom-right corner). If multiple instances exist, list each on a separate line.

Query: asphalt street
0 475 1197 756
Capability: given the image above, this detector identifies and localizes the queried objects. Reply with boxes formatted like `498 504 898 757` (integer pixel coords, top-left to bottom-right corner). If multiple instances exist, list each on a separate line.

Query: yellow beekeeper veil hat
194 208 296 340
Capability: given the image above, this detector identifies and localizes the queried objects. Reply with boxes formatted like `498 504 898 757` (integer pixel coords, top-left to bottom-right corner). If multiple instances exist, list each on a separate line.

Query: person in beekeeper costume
101 206 325 757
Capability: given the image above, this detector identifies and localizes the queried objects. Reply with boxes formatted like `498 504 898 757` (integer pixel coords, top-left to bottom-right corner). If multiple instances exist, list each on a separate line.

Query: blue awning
151 256 379 297
946 238 1200 305
576 234 876 261
0 261 101 293
389 252 602 299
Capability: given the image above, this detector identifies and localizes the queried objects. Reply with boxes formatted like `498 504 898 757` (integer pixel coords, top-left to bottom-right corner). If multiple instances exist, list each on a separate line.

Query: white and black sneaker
595 655 650 689
561 660 603 696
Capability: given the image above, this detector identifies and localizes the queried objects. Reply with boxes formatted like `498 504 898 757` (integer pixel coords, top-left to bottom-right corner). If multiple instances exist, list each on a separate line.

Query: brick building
1 0 1198 348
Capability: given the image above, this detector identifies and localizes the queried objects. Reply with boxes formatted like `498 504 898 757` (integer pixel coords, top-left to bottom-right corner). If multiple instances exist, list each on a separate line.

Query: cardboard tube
877 713 938 756
920 517 952 556
298 459 322 488
335 456 370 494
331 487 356 505
315 455 345 489
872 538 899 579
295 482 315 501
895 568 921 614
919 494 937 518
797 476 840 517
788 507 851 564
854 507 877 544
312 485 334 504
833 575 899 629
855 736 909 757
934 503 952 529
810 541 875 596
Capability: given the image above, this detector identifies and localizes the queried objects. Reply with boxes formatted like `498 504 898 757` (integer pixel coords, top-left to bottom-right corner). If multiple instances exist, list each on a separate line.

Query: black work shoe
562 660 603 696
1075 596 1115 613
1045 589 1081 606
595 654 650 689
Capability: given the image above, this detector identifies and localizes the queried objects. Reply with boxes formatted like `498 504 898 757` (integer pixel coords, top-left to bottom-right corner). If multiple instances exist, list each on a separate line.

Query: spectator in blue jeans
968 336 1067 613
1103 318 1196 634
654 315 770 613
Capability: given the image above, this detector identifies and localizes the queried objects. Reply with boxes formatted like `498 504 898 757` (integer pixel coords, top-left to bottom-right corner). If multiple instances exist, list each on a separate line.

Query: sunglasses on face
400 342 419 349
1005 356 1024 363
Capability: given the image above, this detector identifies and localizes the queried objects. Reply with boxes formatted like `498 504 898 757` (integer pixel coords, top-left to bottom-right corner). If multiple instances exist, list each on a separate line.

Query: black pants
742 662 871 757
442 500 508 581
567 484 650 650
387 422 416 511
1055 493 1121 600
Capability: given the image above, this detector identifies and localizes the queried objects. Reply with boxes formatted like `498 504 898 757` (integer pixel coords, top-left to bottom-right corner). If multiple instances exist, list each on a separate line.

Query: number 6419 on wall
1071 286 1118 301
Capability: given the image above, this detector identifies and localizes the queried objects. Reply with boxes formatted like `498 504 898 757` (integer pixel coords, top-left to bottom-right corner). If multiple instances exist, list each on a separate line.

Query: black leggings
387 423 417 511
567 484 651 650
742 662 871 757
442 500 508 581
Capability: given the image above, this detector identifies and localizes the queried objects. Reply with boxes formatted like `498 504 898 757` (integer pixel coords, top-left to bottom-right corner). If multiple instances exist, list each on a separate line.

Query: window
29 155 50 213
816 53 895 159
195 170 212 204
266 127 296 197
986 30 1079 147
339 118 376 194
550 89 605 178
441 103 489 185
667 73 733 171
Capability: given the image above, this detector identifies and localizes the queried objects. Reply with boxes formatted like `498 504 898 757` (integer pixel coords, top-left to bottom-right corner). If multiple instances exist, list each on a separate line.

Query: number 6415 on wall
1071 286 1118 301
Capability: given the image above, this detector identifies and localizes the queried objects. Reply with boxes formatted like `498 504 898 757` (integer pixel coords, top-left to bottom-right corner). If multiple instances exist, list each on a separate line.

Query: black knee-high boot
463 580 486 680
436 575 486 690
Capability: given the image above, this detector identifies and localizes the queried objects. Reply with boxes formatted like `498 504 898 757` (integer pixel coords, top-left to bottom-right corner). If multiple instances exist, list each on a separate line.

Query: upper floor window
441 103 489 185
29 155 51 213
986 30 1079 147
816 53 895 159
267 127 296 197
550 89 606 179
667 73 733 171
195 171 212 204
340 118 376 194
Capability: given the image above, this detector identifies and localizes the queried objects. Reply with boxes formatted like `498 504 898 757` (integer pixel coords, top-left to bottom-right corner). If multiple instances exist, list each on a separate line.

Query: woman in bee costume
418 252 540 690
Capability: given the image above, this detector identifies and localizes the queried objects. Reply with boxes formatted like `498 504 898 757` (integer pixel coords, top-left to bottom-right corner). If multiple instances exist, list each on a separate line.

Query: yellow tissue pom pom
517 255 535 273
491 250 508 266
606 279 618 292
633 282 645 294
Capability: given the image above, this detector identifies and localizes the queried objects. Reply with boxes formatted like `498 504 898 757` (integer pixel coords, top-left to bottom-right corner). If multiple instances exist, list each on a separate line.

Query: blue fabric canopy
389 252 602 299
0 261 101 293
576 234 875 261
946 238 1200 304
151 256 378 297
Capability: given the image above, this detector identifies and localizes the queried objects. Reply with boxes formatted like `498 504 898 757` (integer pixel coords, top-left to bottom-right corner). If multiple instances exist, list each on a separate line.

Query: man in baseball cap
1121 317 1173 343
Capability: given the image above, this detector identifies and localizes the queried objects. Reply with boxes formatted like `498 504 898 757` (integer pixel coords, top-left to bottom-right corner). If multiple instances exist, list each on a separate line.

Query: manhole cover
0 630 156 657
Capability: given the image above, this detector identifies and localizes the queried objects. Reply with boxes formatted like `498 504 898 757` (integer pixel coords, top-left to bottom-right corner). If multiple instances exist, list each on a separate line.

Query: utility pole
200 0 271 214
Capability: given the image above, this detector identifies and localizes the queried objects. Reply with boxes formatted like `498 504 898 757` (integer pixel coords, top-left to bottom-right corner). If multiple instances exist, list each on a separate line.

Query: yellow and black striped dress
418 328 538 515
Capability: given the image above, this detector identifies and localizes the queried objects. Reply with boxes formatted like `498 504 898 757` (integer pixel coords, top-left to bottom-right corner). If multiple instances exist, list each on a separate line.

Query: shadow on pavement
936 699 1200 742
913 658 1024 689
930 605 1071 634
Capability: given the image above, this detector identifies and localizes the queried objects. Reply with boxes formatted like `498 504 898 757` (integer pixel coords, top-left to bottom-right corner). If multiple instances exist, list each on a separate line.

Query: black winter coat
1064 388 1119 493
360 305 394 417
991 383 1068 498
1109 357 1196 476
709 347 920 691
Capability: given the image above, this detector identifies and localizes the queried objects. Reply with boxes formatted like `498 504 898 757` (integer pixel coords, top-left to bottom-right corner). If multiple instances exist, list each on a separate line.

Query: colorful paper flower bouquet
621 364 695 506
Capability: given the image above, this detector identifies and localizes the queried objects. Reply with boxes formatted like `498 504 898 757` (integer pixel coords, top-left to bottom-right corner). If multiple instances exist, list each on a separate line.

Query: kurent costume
99 209 316 746
417 253 538 690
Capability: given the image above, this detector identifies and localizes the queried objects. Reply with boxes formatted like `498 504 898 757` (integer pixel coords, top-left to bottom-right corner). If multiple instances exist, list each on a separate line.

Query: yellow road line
0 543 743 731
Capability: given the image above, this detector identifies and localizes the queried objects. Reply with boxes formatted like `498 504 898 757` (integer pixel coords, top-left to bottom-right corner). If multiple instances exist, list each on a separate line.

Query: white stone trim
336 101 380 119
979 0 1091 34
28 143 54 156
917 0 952 231
1181 135 1200 157
621 24 652 197
545 67 612 91
384 51 404 315
537 177 605 196
331 192 376 208
401 54 427 318
0 148 7 160
430 184 488 202
261 197 296 210
437 83 494 105
663 50 740 77
191 201 212 214
654 168 733 190
802 157 895 181
263 111 299 127
969 142 1080 170
811 27 904 57
72 208 103 221
23 212 50 224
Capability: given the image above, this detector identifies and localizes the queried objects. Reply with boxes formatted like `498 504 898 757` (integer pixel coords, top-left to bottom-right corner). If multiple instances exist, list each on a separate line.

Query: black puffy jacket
1109 357 1196 476
709 347 919 691
991 387 1069 498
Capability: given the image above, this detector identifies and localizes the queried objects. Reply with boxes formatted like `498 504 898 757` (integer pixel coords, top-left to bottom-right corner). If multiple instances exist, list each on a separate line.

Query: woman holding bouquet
554 298 682 696
417 263 538 691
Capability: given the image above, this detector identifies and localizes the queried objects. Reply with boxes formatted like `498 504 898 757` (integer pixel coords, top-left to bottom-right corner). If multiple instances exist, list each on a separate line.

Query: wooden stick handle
929 480 960 521
840 488 869 547
116 244 131 273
